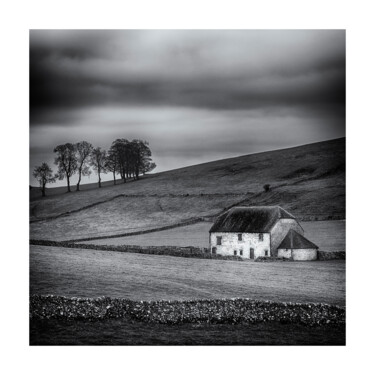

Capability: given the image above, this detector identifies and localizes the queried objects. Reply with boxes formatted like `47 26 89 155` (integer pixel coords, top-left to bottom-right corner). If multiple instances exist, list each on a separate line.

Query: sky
30 30 345 187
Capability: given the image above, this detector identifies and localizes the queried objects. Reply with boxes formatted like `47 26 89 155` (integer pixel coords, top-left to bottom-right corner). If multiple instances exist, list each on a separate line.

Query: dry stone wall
318 251 345 260
30 295 346 327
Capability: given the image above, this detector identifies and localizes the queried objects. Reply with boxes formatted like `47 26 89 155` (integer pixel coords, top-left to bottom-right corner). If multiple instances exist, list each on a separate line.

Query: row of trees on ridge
33 139 156 196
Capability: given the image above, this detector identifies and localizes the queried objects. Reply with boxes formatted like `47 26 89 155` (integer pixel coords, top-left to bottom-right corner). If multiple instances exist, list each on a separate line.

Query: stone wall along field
318 251 345 260
29 239 243 261
30 295 345 327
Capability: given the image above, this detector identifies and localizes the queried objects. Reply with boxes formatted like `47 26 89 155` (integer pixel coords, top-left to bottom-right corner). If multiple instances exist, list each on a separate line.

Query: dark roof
278 229 319 249
209 206 296 233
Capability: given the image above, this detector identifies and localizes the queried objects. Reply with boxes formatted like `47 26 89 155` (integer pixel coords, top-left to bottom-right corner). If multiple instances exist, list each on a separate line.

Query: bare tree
53 143 78 192
105 148 119 185
33 162 57 197
111 139 129 183
129 139 147 180
75 141 93 191
90 147 107 188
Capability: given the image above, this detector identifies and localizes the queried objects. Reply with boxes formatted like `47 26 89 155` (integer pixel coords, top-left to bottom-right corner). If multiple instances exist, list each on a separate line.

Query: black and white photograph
4 0 375 371
28 29 346 346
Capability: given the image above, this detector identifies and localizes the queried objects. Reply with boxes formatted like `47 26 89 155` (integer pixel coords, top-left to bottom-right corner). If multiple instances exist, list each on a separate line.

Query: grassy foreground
30 318 345 345
30 246 345 305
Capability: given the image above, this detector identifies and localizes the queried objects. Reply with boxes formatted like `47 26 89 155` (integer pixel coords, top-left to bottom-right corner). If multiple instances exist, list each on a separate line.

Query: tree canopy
49 139 156 190
110 139 154 182
54 143 78 192
90 147 107 188
33 162 57 197
75 141 93 191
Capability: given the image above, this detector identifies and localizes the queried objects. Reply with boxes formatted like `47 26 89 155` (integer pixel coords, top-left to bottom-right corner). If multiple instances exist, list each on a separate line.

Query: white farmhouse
209 206 318 260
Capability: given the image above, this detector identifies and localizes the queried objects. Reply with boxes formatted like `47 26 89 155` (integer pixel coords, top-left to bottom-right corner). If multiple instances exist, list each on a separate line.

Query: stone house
209 206 318 260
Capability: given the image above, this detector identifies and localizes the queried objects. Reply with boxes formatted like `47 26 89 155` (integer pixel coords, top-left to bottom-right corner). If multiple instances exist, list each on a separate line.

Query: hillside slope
30 138 345 241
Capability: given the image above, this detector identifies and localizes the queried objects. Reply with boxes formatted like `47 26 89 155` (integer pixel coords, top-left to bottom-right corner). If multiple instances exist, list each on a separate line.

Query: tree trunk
42 183 46 197
76 171 81 191
113 171 116 185
98 173 101 188
67 175 71 192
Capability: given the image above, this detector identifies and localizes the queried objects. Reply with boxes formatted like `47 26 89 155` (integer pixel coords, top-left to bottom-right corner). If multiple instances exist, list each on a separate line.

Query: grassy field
30 138 345 241
30 245 345 305
81 220 345 252
303 220 345 252
29 139 345 346
30 319 345 345
82 221 213 247
29 195 242 241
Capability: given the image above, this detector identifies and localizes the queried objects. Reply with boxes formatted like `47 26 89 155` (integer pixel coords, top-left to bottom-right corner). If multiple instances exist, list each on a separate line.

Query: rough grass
81 221 212 247
303 220 345 252
30 195 243 241
30 319 345 345
30 245 345 306
30 138 345 240
81 220 345 253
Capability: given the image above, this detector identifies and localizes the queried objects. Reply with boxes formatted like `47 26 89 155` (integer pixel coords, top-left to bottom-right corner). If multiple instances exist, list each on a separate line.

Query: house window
216 236 222 245
265 250 268 256
238 233 242 241
240 250 243 256
212 247 217 254
234 250 237 256
259 233 264 241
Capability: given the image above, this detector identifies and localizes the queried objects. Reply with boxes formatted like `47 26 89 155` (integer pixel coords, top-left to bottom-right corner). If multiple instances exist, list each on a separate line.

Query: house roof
278 229 319 249
209 206 296 233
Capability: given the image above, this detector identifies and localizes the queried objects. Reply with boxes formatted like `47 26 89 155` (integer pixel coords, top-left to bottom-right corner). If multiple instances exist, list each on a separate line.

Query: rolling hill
30 138 345 241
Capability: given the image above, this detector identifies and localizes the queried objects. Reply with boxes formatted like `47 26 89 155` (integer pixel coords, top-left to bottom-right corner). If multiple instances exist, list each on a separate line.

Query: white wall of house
278 248 317 261
277 249 292 258
210 232 271 259
292 248 317 261
270 219 304 256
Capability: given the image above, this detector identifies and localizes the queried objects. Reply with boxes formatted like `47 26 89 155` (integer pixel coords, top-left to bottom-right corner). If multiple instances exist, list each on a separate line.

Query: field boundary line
29 238 246 262
30 193 127 223
29 237 345 261
52 217 208 243
29 192 250 224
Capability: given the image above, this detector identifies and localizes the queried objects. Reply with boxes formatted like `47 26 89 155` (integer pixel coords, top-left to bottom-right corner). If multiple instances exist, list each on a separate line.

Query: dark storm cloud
30 30 345 125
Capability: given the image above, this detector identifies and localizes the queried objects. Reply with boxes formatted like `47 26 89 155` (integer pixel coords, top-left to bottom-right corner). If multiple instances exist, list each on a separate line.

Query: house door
250 248 254 259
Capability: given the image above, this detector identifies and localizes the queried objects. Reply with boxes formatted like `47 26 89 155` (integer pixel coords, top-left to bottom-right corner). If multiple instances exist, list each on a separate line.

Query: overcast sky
30 30 345 187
